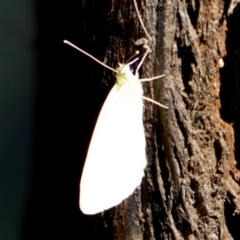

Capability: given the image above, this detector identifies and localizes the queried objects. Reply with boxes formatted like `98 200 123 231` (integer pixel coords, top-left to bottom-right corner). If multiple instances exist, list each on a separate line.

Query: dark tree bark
80 0 240 239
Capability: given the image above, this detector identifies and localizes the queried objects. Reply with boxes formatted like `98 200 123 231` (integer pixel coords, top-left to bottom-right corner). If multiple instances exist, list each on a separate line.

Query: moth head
115 63 136 88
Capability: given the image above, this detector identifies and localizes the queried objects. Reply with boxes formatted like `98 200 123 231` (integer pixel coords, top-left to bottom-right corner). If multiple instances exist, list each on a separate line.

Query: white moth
64 40 168 214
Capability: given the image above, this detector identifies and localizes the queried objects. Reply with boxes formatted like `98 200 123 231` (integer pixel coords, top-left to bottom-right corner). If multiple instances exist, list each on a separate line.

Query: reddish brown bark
81 0 240 239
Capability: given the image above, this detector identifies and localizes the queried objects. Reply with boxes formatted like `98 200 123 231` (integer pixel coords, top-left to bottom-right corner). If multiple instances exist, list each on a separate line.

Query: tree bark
81 0 240 239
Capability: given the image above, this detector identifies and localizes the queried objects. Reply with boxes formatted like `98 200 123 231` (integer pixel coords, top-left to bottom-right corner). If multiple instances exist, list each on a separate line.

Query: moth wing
80 83 146 214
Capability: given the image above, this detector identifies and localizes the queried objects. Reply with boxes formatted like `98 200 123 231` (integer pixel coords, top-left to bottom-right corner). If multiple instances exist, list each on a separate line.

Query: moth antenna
133 0 152 41
118 57 139 73
63 40 117 73
135 48 149 74
127 57 139 66
125 50 140 64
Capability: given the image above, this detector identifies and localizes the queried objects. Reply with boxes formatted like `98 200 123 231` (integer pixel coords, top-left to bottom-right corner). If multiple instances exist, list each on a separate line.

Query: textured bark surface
81 0 240 239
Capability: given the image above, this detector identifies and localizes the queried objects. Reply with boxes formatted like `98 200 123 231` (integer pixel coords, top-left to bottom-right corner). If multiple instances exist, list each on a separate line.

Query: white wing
80 80 146 214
